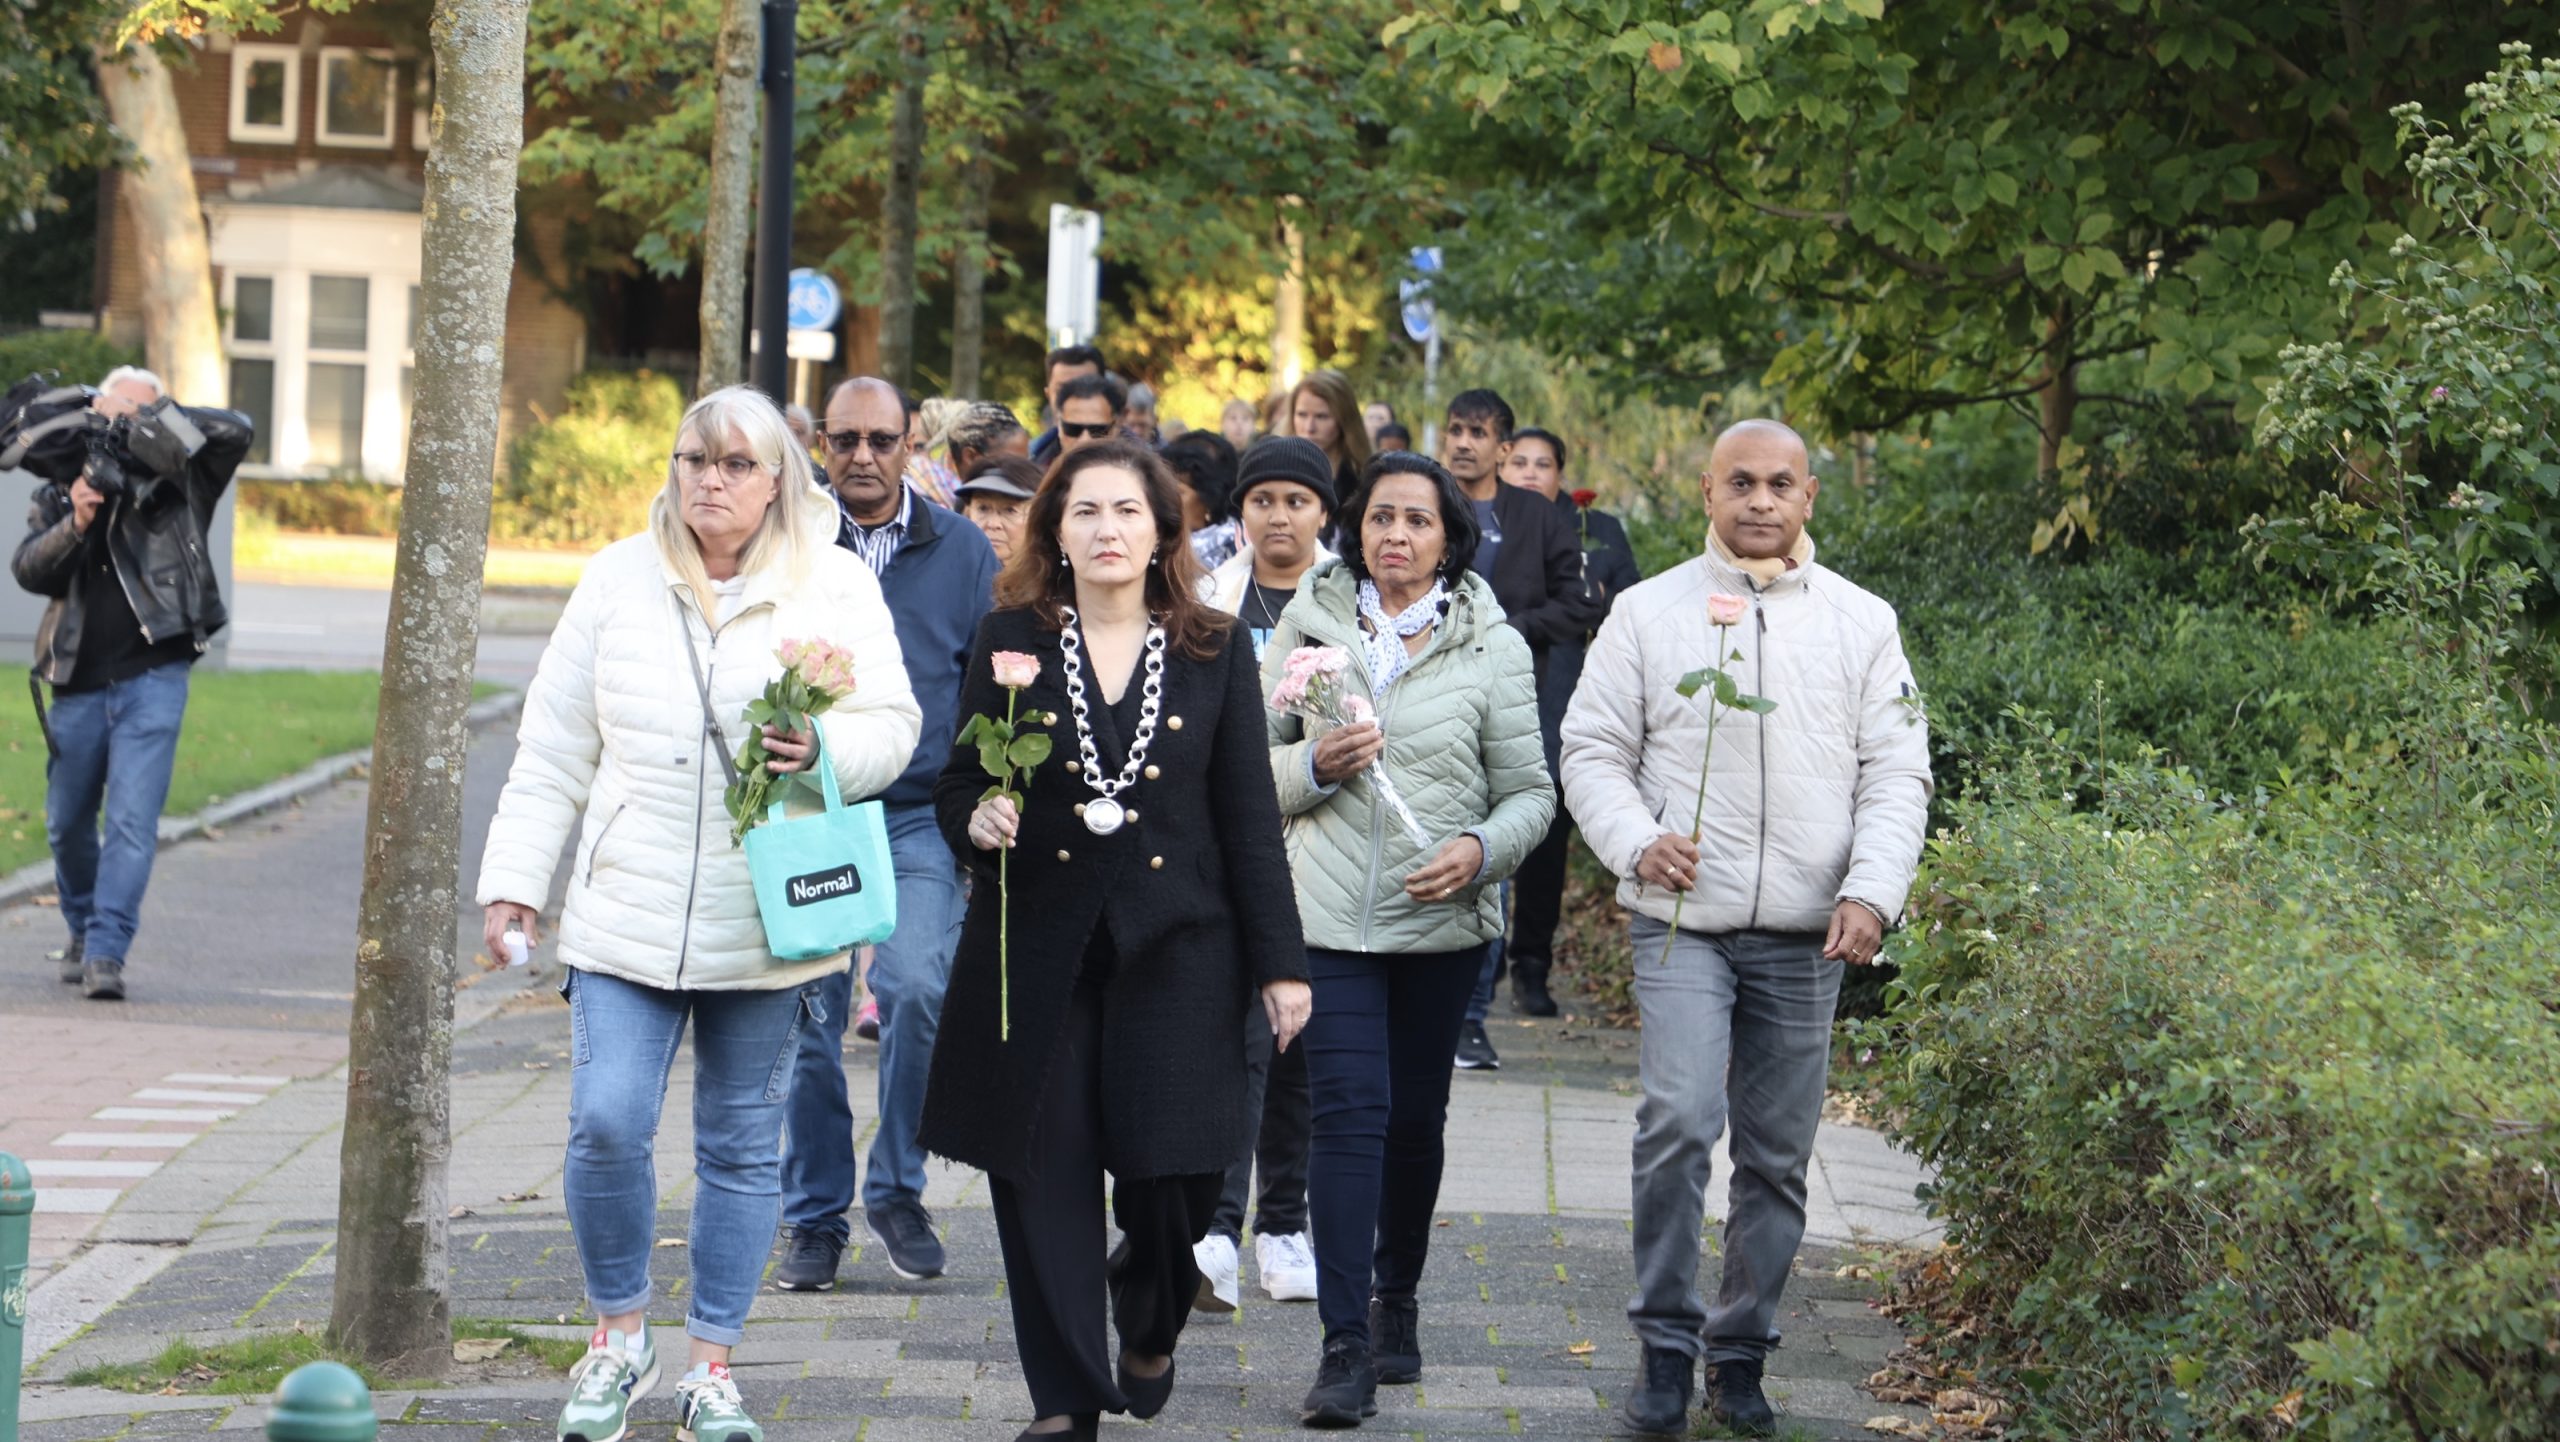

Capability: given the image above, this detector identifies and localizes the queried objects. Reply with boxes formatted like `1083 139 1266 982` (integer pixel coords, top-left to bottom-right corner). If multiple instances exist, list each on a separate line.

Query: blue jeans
46 661 191 963
780 804 967 1240
1302 943 1487 1345
563 968 818 1346
1463 881 1511 1026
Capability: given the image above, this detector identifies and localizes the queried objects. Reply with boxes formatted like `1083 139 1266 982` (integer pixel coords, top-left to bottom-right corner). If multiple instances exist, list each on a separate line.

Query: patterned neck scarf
1356 576 1447 698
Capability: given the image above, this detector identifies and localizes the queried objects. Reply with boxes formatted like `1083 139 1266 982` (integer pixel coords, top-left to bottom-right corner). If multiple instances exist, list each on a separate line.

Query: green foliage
2259 42 2560 610
1397 0 2550 450
0 4 126 221
240 479 405 537
495 369 688 548
0 328 143 389
1858 692 2560 1438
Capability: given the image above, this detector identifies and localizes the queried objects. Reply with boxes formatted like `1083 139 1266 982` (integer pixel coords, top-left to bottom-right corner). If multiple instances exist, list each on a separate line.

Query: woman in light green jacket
1262 452 1553 1426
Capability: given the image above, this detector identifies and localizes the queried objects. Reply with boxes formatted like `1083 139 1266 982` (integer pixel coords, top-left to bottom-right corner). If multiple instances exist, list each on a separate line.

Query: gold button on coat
1150 856 1164 869
1056 849 1072 862
1143 765 1160 780
1166 715 1182 730
1066 759 1081 774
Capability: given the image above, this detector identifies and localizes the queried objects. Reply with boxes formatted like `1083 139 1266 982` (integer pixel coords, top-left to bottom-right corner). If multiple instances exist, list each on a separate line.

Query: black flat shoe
1119 1352 1176 1419
1013 1414 1098 1442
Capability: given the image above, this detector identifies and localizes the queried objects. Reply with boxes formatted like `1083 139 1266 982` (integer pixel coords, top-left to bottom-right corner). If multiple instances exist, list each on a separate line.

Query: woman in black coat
924 440 1311 1442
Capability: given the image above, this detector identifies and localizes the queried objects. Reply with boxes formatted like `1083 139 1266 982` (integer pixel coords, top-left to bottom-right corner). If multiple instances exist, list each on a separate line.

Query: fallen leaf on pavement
1565 1341 1595 1356
453 1337 512 1362
522 1060 552 1070
499 1190 541 1203
1863 1419 1928 1437
449 1205 477 1219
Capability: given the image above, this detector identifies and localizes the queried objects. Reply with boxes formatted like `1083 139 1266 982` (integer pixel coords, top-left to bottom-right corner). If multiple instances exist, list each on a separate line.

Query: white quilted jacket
475 532 923 991
1559 540 1932 934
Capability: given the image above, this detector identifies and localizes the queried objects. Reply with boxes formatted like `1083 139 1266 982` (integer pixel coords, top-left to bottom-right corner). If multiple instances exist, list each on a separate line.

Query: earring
1059 550 1072 568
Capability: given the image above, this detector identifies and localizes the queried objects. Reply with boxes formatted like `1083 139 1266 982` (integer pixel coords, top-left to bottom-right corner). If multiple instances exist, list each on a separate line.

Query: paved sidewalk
20 992 1939 1441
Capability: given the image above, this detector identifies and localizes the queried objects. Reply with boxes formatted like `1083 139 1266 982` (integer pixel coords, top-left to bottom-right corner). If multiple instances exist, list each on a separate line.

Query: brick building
92 12 587 481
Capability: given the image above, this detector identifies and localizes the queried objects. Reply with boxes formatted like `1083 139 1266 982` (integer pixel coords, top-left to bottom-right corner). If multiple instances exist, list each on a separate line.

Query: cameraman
9 367 251 1000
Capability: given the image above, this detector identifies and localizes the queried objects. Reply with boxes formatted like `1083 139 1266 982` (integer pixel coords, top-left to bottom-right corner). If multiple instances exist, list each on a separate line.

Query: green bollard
265 1360 378 1442
2 1151 31 1442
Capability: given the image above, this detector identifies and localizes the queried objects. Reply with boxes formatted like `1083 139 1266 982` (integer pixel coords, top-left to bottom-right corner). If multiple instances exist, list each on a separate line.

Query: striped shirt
840 485 913 577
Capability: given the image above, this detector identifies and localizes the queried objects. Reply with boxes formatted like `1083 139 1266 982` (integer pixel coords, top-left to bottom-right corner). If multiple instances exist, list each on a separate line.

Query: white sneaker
1257 1230 1318 1302
1191 1233 1240 1313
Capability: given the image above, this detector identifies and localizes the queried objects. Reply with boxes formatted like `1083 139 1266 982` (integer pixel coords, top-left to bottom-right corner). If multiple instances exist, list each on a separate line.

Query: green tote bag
683 617 899 961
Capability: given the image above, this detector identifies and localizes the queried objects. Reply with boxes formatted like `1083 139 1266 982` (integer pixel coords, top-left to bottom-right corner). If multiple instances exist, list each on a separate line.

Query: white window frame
316 46 398 150
208 203 423 481
223 272 280 464
303 274 373 473
228 44 300 145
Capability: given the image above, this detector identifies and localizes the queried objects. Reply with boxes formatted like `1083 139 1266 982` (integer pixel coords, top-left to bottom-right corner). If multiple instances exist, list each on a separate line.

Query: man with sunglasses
1028 343 1105 463
1053 372 1126 457
778 376 998 1293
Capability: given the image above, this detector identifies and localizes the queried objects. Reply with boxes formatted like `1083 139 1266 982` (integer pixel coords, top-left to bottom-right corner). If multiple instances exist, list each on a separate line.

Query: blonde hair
650 385 825 607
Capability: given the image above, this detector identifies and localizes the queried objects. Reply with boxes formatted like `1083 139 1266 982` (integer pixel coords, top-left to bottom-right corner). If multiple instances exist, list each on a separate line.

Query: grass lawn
0 665 389 877
233 523 591 592
62 1319 584 1394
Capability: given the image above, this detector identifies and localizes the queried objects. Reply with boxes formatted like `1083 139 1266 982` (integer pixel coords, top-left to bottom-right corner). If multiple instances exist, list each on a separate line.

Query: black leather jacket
10 405 252 685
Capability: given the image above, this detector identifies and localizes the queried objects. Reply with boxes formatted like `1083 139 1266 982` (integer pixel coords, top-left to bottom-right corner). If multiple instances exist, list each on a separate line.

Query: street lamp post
750 0 797 401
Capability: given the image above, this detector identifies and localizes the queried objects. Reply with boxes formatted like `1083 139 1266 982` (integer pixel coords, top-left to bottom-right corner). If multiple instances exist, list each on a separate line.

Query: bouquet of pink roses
725 637 859 845
1270 645 1432 848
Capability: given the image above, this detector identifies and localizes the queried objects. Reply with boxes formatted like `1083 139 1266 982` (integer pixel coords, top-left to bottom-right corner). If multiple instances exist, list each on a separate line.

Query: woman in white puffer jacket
475 385 920 1442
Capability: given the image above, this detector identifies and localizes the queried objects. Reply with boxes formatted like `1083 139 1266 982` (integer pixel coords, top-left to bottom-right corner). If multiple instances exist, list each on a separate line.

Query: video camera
0 372 209 500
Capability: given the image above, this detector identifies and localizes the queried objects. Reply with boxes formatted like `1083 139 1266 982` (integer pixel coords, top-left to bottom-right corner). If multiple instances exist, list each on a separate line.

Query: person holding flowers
1259 450 1555 1427
922 440 1309 1442
1558 418 1931 1439
475 385 921 1442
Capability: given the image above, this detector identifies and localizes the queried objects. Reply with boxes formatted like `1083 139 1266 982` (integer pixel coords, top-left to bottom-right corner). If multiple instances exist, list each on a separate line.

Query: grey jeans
1627 919 1840 1363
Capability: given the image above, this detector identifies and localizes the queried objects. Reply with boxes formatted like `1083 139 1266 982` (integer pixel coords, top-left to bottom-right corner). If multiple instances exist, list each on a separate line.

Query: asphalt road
0 722 558 1031
224 582 562 684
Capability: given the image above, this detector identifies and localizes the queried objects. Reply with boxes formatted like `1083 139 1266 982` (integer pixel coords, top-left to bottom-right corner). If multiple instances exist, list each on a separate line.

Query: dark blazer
921 606 1308 1183
1480 483 1602 666
832 493 999 811
1537 495 1644 772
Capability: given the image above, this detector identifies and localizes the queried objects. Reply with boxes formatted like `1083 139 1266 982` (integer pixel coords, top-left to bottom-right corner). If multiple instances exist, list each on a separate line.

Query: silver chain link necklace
1058 605 1166 835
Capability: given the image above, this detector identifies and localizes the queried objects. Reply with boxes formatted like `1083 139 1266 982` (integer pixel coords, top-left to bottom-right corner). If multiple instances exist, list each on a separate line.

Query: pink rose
991 651 1042 690
1269 673 1309 712
777 638 809 670
1706 593 1748 628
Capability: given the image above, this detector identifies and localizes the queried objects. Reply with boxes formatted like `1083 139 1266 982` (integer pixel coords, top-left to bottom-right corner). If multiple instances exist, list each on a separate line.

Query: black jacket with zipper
11 405 252 687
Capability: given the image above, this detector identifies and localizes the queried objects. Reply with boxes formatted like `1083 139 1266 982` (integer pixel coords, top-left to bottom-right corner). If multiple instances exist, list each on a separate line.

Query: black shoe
1368 1296 1420 1384
82 957 125 1001
1707 1356 1777 1437
865 1198 947 1280
1012 1415 1098 1442
1118 1353 1176 1419
52 937 84 984
1453 1021 1500 1071
1299 1334 1378 1428
1622 1345 1696 1436
1509 957 1558 1017
771 1229 843 1291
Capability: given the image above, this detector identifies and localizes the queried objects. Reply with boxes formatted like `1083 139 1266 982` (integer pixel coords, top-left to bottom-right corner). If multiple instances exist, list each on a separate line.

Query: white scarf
1356 577 1446 698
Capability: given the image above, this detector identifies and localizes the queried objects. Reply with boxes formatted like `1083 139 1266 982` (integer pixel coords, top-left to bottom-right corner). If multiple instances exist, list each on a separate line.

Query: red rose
1571 488 1598 508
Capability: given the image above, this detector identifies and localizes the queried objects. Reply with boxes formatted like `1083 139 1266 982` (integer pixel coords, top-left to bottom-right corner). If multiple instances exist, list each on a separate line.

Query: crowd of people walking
473 347 1929 1442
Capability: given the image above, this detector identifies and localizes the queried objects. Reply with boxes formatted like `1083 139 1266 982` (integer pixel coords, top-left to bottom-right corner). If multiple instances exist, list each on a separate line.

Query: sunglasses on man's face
824 429 905 456
1060 421 1118 440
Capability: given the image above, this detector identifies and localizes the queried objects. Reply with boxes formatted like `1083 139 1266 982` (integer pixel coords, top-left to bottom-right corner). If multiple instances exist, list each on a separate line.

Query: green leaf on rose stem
1675 669 1710 698
978 737 1009 781
980 782 1007 803
1007 733 1053 768
1737 694 1778 714
957 715 987 746
1711 670 1743 707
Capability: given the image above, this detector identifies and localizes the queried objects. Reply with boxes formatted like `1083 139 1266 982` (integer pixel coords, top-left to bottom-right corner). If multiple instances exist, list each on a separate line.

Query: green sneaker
558 1327 660 1442
676 1362 764 1442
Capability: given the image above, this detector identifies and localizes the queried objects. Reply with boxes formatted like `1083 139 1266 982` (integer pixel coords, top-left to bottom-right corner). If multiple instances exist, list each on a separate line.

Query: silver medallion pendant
1081 796 1127 836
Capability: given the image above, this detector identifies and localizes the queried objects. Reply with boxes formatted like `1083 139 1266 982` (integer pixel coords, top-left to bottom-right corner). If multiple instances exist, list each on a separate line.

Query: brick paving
19 993 1940 1441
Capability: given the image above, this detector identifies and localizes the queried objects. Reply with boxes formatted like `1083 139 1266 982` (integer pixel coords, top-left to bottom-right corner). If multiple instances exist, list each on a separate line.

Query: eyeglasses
824 429 905 456
673 451 776 482
1060 421 1118 440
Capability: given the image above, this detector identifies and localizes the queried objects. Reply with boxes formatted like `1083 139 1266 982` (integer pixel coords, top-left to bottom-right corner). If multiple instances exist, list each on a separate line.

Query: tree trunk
876 4 927 389
2036 301 2078 478
697 0 758 394
327 0 528 1379
947 147 992 400
1270 202 1307 393
92 42 222 406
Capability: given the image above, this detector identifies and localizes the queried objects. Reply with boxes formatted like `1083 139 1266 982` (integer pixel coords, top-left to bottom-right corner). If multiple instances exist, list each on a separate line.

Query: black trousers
989 969 1221 1418
1507 811 1576 966
1209 999 1311 1241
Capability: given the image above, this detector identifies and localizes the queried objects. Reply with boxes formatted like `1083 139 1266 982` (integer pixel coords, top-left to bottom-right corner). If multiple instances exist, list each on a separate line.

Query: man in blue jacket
778 376 998 1290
